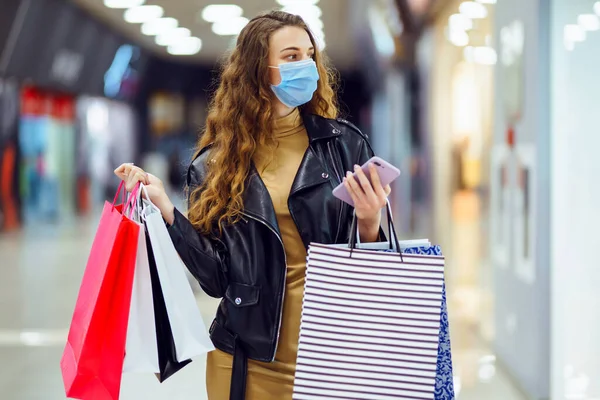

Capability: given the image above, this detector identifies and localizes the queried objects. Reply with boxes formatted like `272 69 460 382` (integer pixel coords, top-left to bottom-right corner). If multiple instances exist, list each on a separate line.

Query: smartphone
332 156 401 206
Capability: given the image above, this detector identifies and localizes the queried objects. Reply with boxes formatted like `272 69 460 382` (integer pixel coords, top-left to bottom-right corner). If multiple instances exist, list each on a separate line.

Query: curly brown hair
188 10 339 235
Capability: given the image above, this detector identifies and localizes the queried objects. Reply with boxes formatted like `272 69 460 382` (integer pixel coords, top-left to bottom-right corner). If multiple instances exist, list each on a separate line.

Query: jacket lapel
242 164 280 233
288 114 341 196
289 145 332 197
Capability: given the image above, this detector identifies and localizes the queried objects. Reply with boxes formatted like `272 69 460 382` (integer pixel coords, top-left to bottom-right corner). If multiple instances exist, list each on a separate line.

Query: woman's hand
343 163 391 242
114 163 175 225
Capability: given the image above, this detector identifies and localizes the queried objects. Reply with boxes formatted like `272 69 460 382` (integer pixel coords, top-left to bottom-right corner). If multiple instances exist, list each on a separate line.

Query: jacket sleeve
167 168 228 298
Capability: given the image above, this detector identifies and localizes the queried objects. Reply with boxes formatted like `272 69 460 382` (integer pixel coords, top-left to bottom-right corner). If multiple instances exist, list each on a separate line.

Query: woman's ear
268 65 282 86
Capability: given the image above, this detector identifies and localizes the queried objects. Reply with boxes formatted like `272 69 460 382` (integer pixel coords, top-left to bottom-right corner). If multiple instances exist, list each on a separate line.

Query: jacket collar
301 113 343 142
198 113 340 151
242 113 337 235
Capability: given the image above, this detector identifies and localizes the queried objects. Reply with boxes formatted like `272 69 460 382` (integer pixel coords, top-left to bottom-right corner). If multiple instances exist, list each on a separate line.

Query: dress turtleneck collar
273 108 303 137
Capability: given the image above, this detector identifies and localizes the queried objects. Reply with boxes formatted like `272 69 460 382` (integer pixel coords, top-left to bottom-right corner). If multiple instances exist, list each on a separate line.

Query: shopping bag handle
348 199 404 262
112 181 139 215
355 199 400 246
112 181 128 208
136 183 161 221
123 183 141 219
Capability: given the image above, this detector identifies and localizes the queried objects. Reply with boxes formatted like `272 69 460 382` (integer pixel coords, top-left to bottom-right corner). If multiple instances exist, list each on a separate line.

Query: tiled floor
0 192 529 399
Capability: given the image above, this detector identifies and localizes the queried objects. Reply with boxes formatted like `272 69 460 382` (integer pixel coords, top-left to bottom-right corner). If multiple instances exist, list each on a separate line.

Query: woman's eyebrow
280 46 315 53
280 46 300 53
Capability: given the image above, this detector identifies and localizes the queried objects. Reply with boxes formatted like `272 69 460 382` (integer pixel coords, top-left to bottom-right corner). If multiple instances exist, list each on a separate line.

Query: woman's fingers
114 163 133 180
117 164 148 192
344 171 364 206
115 163 148 179
354 165 377 202
114 164 160 196
125 172 145 192
346 164 392 214
368 164 388 204
146 172 157 184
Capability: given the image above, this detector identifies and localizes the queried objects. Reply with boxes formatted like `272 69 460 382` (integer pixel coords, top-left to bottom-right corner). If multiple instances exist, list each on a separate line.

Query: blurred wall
550 0 600 398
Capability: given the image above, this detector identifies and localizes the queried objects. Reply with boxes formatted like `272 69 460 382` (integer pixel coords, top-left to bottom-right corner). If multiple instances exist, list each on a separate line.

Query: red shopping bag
61 183 140 400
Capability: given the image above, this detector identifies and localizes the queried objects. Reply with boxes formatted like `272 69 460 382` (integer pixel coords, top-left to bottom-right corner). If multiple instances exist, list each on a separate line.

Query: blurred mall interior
0 0 599 399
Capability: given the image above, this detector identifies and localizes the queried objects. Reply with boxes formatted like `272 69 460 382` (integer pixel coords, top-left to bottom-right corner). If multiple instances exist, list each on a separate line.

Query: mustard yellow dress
206 108 309 399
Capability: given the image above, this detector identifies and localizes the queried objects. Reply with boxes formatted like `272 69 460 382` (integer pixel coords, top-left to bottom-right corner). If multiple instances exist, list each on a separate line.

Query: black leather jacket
167 113 374 397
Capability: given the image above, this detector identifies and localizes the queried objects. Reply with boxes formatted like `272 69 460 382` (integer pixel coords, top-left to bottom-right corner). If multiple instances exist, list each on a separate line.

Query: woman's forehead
270 26 313 51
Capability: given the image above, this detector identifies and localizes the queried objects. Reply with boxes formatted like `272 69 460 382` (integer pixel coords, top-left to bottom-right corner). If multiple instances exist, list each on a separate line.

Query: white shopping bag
140 190 214 362
123 220 160 373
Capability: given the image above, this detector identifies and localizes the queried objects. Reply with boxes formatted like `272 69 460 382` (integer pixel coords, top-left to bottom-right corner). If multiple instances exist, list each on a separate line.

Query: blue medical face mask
269 59 320 108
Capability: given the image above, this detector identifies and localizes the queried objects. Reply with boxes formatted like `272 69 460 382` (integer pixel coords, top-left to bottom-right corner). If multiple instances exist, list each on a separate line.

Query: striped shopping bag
293 205 454 400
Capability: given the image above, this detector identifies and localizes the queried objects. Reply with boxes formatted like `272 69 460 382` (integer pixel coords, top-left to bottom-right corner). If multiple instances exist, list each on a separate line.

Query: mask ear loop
268 65 282 88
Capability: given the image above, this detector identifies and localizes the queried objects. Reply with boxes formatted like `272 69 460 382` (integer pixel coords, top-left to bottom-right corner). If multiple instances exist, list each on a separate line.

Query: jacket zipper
240 211 287 361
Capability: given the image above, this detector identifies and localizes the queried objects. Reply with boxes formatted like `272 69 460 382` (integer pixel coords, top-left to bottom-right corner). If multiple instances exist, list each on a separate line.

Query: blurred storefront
492 0 551 397
420 0 563 398
0 0 148 228
143 90 197 203
416 7 498 386
420 0 496 246
18 86 76 223
439 0 600 398
76 97 137 212
0 78 20 231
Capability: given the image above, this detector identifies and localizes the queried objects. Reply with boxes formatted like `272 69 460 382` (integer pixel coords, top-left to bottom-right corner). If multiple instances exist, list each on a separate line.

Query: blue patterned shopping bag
403 245 455 400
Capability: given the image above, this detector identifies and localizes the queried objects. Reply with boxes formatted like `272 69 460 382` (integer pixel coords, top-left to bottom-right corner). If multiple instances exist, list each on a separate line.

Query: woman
115 10 390 400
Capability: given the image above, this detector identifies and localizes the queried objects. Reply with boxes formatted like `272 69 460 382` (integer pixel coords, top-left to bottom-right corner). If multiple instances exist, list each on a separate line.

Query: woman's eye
286 54 297 61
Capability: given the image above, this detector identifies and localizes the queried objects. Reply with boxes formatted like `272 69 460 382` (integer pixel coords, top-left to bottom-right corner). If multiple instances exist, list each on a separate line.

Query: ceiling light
449 13 473 31
465 46 498 65
282 5 323 19
124 5 163 23
141 17 178 36
448 29 470 47
464 46 475 62
564 24 586 42
500 20 524 65
155 27 191 46
316 38 326 50
167 37 202 55
212 17 249 36
104 0 145 8
473 46 497 65
578 14 600 31
310 28 326 50
304 17 324 31
312 29 325 43
564 40 575 51
201 4 243 23
278 0 319 5
459 1 488 19
595 2 600 16
476 0 497 4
